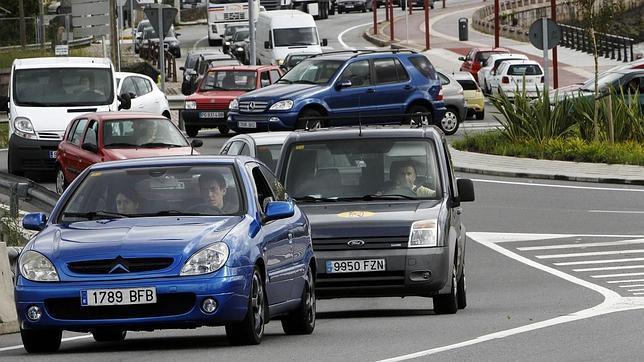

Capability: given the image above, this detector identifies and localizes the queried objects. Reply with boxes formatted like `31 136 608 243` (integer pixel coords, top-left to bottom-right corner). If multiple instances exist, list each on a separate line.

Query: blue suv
227 50 447 133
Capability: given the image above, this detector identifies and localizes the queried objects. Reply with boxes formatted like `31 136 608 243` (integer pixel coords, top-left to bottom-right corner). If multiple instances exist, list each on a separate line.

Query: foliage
0 47 90 68
0 123 7 148
0 207 28 247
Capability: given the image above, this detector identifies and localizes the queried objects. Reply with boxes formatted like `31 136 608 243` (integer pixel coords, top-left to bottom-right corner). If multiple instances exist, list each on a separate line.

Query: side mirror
118 93 131 110
321 38 328 47
264 41 270 49
0 95 9 112
458 56 465 61
335 79 352 90
190 139 203 148
23 213 47 231
456 178 475 203
81 142 98 153
264 201 295 221
179 66 186 71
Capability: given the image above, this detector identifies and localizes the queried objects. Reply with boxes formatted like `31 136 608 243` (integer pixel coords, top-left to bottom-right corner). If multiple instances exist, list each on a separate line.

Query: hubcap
305 271 316 324
442 112 458 132
56 170 65 194
251 273 264 336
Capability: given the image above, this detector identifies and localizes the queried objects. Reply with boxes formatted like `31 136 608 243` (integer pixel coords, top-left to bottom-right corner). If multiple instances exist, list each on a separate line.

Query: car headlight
236 47 244 52
225 41 231 46
408 219 438 248
229 98 239 110
269 100 293 111
181 242 229 276
19 250 59 282
185 100 197 109
14 117 37 139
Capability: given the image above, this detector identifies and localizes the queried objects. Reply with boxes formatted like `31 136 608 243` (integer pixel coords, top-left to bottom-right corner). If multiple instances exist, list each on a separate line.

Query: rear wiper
362 194 417 200
139 142 184 148
62 211 131 220
104 142 137 148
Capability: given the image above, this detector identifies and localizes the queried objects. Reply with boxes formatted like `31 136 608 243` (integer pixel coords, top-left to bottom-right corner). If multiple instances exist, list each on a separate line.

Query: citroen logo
248 101 256 110
108 256 130 274
347 240 365 247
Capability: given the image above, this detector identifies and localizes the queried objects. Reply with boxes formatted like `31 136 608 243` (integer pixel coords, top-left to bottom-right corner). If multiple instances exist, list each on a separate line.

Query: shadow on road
318 308 434 320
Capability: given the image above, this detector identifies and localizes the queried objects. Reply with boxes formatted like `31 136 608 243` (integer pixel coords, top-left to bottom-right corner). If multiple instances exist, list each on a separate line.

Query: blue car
16 156 316 353
227 50 447 133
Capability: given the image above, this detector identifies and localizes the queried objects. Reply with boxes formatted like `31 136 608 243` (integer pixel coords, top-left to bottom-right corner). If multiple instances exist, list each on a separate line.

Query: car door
259 71 271 88
269 69 282 83
324 59 378 126
245 162 293 305
132 76 159 114
62 118 89 178
372 57 413 121
77 119 101 173
441 138 465 276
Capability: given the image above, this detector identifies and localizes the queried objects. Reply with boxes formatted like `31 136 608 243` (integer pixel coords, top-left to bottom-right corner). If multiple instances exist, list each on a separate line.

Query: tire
457 269 467 310
175 49 181 58
281 266 316 335
475 110 485 120
218 125 230 135
296 109 324 130
92 329 127 342
433 265 458 315
337 8 342 14
404 104 432 126
225 267 266 345
186 126 199 138
55 166 68 195
21 328 62 353
439 108 460 135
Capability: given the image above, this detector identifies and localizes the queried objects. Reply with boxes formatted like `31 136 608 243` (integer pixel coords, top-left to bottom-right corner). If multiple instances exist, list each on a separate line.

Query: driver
389 160 435 198
197 172 227 213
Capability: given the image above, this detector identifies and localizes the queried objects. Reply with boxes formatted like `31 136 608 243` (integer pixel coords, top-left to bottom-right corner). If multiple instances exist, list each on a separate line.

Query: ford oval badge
347 240 365 247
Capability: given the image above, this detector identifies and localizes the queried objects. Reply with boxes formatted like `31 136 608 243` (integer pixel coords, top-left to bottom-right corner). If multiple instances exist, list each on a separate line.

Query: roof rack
311 49 418 59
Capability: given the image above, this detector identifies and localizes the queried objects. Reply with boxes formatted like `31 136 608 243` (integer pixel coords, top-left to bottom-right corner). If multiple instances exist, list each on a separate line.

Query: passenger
388 160 435 198
115 189 139 214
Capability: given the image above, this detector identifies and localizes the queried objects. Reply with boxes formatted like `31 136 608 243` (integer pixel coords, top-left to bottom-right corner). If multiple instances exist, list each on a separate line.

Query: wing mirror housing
264 201 295 221
118 92 131 110
458 56 465 61
335 79 352 90
456 178 475 203
23 213 47 231
321 38 328 47
0 96 9 112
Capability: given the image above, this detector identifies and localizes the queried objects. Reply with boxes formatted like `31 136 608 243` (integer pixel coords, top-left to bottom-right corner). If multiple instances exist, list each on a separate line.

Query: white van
255 10 327 66
0 57 130 176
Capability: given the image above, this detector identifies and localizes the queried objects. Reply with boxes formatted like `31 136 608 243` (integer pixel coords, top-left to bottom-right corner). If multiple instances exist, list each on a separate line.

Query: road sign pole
159 7 165 93
494 0 499 48
249 0 256 66
424 0 430 50
551 0 558 89
542 17 549 93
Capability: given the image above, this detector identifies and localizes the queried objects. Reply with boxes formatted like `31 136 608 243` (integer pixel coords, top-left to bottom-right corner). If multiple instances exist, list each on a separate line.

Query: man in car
133 120 159 145
389 160 435 198
193 172 228 214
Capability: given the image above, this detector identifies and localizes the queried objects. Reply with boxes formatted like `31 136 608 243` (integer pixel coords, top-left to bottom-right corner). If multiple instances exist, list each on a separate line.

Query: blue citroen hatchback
16 156 316 352
227 50 447 133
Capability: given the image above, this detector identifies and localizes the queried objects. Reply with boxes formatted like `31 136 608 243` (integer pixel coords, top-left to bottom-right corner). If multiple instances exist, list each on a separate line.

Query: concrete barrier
0 242 18 334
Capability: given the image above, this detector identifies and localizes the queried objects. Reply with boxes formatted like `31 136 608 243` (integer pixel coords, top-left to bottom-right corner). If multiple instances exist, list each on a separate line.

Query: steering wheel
186 203 222 215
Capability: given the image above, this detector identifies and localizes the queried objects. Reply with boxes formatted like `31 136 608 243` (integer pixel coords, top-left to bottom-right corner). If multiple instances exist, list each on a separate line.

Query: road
3 4 644 360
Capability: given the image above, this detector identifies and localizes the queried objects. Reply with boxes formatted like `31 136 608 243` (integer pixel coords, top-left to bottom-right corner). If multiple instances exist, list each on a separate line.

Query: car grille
260 0 280 10
45 293 195 320
313 236 408 251
197 103 228 111
37 132 63 140
68 257 174 274
238 101 268 113
317 271 406 288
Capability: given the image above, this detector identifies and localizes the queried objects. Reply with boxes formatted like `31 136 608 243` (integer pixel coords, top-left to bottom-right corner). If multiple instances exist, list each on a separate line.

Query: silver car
436 70 467 135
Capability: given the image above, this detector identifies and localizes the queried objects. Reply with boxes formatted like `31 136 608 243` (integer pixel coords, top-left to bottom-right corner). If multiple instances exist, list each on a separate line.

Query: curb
0 321 19 335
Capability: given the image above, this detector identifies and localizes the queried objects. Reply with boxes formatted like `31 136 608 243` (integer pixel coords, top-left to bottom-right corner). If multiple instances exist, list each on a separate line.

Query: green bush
0 123 7 148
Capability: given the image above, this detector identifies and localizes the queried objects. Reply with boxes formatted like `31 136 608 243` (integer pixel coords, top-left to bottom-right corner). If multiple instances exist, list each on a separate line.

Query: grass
0 123 7 148
452 131 644 166
0 47 91 69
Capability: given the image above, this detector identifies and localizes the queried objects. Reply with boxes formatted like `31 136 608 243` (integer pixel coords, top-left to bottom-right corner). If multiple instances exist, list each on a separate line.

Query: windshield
200 70 257 91
278 59 343 85
225 26 247 37
273 27 318 47
283 139 442 201
102 118 189 148
580 72 623 92
13 67 114 107
60 165 244 223
287 54 313 67
232 30 249 42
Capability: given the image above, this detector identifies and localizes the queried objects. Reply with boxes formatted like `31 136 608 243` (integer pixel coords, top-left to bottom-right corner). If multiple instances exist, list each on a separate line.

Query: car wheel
92 329 127 342
439 108 460 135
457 268 467 309
21 328 62 353
225 267 266 345
282 266 316 335
475 110 485 120
433 265 458 314
218 125 230 135
55 166 68 195
405 104 432 126
186 126 199 138
296 109 324 130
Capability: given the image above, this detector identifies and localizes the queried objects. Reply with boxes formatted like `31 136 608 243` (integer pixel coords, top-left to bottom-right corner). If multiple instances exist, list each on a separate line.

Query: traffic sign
529 18 561 50
144 4 177 39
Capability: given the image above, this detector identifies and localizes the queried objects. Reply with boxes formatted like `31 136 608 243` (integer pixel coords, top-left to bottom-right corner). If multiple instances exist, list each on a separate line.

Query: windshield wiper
294 195 341 202
104 142 138 148
290 42 315 46
362 194 417 200
277 79 293 84
292 80 317 85
139 142 184 148
135 210 210 217
17 101 51 106
62 211 131 220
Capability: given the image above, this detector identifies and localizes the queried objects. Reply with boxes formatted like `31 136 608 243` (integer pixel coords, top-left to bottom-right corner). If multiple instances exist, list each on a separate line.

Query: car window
507 64 542 76
70 118 89 145
239 143 251 156
269 69 281 83
201 70 257 91
83 120 98 147
457 79 479 90
133 77 151 96
255 144 281 172
260 71 271 87
374 58 401 84
102 118 189 148
279 59 343 85
339 60 371 87
245 163 275 213
409 55 437 79
121 77 137 96
259 164 287 201
623 76 643 94
437 72 450 86
441 139 457 200
227 141 245 155
66 119 80 142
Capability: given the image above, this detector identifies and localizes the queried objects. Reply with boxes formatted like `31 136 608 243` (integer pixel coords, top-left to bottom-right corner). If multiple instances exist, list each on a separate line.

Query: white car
477 53 528 94
491 60 544 99
116 72 170 118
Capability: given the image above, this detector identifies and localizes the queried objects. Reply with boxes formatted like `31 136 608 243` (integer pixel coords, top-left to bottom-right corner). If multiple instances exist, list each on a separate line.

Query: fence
0 14 75 48
559 24 636 62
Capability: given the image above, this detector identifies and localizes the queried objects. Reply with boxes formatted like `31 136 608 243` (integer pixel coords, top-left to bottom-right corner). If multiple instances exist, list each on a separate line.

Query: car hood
30 216 243 280
102 146 196 160
240 83 323 101
188 90 247 108
300 200 442 239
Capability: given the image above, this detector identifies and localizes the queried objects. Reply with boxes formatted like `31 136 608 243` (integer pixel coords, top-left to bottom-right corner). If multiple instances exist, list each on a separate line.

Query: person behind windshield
388 160 435 198
133 120 158 145
192 172 227 214
115 189 139 214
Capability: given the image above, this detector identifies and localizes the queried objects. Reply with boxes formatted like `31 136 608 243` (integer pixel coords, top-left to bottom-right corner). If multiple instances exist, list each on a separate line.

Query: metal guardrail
0 171 58 215
168 94 187 130
559 24 636 63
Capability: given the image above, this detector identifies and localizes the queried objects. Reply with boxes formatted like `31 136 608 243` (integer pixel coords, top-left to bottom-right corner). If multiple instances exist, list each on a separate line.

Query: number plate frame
238 121 257 129
199 111 224 119
81 287 157 306
325 259 386 273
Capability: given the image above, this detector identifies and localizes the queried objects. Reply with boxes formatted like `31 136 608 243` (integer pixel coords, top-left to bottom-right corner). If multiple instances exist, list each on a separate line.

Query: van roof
13 57 113 70
259 9 314 22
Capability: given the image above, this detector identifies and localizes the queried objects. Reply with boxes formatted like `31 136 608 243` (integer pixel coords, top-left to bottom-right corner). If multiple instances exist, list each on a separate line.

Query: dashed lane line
536 249 644 259
555 257 644 266
518 238 644 251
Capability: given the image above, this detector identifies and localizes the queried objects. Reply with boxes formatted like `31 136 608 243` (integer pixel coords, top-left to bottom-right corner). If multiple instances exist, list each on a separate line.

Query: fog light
27 306 42 321
201 298 217 314
268 117 280 123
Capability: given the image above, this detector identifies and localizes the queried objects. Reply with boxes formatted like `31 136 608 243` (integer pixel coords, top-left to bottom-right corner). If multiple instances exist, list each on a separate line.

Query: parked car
336 0 373 13
227 50 446 133
459 47 510 82
181 53 241 95
220 131 291 171
281 52 321 72
116 72 170 118
434 70 466 135
453 72 485 120
491 59 544 99
139 26 181 59
477 53 528 94
408 0 435 9
17 155 316 352
551 68 644 108
223 25 249 54
275 126 475 311
134 20 151 54
183 65 283 137
55 112 200 194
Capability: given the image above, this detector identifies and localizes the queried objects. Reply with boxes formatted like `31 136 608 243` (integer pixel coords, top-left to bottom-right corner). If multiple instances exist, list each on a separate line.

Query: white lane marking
537 249 644 259
619 284 644 288
0 335 92 353
192 36 209 52
627 288 644 292
588 210 644 214
518 239 644 251
607 278 644 284
468 232 644 244
337 21 373 50
574 265 644 272
555 257 644 266
592 272 644 279
633 293 644 296
470 178 644 192
379 232 644 362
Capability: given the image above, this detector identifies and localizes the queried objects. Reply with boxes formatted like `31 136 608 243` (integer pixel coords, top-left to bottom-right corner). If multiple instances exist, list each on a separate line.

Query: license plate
48 151 57 159
200 111 224 118
325 259 386 273
81 287 157 306
346 4 354 7
238 121 257 129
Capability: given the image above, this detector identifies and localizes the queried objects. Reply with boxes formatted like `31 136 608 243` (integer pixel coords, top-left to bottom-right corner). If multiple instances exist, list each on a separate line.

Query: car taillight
437 89 444 100
540 76 544 83
502 76 509 84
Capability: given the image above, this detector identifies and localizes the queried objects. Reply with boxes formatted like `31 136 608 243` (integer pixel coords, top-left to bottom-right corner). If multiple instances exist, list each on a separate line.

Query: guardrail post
622 37 628 62
617 36 622 61
9 183 19 219
610 36 616 60
629 40 634 63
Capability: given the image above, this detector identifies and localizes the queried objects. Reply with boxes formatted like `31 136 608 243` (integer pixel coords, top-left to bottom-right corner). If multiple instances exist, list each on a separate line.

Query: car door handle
366 88 375 93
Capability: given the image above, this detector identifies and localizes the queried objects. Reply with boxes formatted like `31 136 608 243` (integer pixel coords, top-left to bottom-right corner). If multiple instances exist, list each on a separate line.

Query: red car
459 47 510 82
181 65 283 137
55 112 201 194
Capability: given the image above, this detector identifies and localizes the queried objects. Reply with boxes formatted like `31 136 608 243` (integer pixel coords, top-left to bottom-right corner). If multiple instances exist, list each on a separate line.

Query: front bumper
227 111 299 132
314 247 450 299
181 109 229 128
15 270 251 332
8 134 60 173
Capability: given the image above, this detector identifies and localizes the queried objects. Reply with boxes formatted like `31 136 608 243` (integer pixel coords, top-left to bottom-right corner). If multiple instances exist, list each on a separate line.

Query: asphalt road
3 4 644 359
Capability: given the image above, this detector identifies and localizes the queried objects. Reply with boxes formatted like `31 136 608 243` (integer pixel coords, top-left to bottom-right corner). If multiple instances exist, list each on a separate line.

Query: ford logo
347 240 365 247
